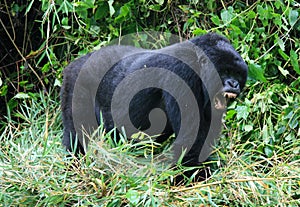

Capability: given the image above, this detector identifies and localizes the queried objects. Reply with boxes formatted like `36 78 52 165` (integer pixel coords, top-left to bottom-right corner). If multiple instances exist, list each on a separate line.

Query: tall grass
0 90 299 206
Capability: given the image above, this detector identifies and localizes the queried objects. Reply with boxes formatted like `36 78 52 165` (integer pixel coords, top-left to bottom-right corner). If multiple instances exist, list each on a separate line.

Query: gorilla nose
225 79 239 89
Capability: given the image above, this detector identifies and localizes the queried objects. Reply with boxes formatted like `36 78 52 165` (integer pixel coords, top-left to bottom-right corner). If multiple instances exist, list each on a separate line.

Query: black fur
61 33 248 178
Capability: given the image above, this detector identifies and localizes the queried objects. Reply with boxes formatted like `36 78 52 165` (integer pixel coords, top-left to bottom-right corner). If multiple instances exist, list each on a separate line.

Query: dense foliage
0 0 299 206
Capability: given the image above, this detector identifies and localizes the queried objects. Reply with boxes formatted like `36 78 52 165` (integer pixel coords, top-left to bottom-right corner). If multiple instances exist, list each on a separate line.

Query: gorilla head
190 34 247 110
61 32 248 180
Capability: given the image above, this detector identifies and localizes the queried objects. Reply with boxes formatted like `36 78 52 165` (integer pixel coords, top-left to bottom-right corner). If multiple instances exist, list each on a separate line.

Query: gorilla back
61 33 248 166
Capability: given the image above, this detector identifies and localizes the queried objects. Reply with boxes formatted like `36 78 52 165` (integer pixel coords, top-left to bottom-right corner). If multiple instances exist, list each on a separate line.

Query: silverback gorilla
61 33 248 173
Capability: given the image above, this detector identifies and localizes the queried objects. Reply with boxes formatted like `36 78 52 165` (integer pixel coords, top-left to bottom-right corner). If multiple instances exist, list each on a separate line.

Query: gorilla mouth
214 92 237 110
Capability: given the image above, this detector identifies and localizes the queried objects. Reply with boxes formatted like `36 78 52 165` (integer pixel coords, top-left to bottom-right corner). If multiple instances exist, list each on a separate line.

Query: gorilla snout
223 79 240 95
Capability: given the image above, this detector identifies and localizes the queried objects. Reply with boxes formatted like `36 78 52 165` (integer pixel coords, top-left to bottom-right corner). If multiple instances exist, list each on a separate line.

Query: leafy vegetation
0 0 299 206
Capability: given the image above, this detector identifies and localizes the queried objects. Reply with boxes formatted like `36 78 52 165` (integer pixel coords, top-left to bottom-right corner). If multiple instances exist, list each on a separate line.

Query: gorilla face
61 32 248 170
190 36 248 110
214 61 248 110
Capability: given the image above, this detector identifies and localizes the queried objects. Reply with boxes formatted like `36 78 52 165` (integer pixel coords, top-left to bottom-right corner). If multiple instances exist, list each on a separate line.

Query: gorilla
61 33 248 176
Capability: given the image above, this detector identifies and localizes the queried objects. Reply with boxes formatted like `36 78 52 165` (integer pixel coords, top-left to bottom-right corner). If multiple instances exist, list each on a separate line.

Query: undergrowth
0 85 299 206
0 0 299 206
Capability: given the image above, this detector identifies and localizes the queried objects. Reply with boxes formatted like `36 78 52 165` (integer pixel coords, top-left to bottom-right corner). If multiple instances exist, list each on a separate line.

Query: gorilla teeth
214 92 238 110
223 92 237 99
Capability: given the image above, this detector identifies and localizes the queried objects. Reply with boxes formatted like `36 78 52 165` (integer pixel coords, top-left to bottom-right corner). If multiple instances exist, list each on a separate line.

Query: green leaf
126 190 140 205
155 0 164 5
284 110 294 120
289 115 299 129
95 3 109 20
235 105 249 120
42 62 50 73
54 79 61 87
273 14 282 26
274 0 283 10
192 28 206 35
0 85 8 96
257 5 270 26
226 109 237 119
149 4 161 11
278 49 289 60
254 27 265 33
59 0 73 14
249 62 267 82
221 7 234 24
218 150 226 161
285 133 295 141
61 17 71 29
62 17 68 25
248 10 256 19
25 0 34 15
120 4 130 17
288 9 299 26
277 38 285 51
75 0 95 9
85 0 95 8
230 24 242 35
74 4 88 19
108 0 115 17
262 125 269 144
14 92 30 99
290 50 300 75
264 145 273 158
211 16 220 25
115 4 131 22
278 66 289 77
244 125 253 132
